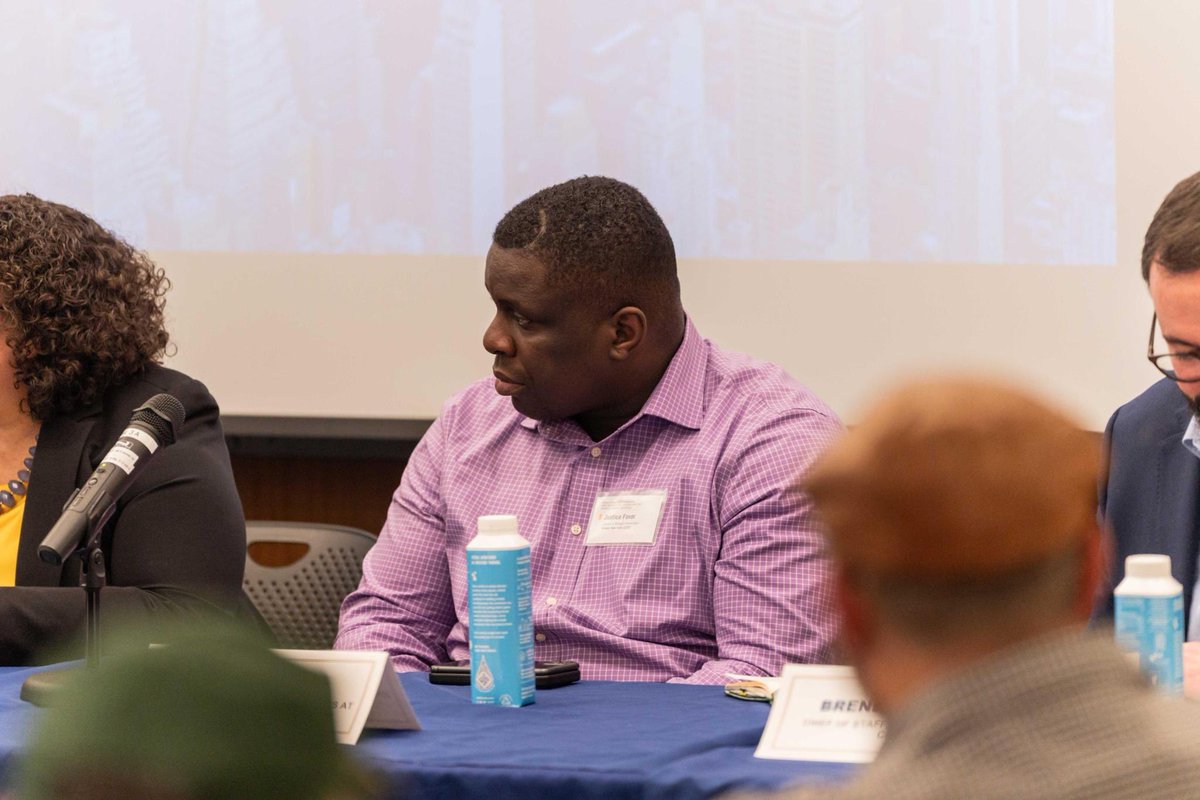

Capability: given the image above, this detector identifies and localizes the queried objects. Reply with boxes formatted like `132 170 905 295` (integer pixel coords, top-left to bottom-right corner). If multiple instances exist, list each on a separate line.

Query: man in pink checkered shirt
336 176 841 683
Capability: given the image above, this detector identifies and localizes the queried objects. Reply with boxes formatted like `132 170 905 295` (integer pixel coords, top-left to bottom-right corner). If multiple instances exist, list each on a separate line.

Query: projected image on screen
0 0 1114 265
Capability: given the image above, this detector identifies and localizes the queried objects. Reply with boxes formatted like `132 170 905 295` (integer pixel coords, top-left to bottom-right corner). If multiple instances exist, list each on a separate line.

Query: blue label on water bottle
467 547 535 706
1115 593 1184 695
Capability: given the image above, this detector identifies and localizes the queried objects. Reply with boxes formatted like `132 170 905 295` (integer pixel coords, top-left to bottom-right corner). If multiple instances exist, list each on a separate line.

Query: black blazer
1100 377 1200 632
1 364 245 664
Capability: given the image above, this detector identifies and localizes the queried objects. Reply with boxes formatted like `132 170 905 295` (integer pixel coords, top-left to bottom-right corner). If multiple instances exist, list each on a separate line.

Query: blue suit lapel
1152 418 1200 632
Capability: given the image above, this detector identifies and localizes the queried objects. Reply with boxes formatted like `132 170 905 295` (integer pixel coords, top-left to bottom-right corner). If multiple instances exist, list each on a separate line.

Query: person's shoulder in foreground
336 175 841 682
731 376 1200 800
0 193 246 666
735 632 1200 800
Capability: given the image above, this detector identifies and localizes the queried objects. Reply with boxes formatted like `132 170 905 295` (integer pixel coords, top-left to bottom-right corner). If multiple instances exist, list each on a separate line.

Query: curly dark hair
1143 169 1200 280
0 194 170 420
492 176 680 314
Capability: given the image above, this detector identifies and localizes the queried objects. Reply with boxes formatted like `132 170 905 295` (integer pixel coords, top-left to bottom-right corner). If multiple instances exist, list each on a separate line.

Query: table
361 674 857 799
0 667 857 799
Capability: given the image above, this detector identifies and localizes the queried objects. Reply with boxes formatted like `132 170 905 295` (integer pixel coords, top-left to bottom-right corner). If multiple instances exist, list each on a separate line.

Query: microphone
38 393 186 566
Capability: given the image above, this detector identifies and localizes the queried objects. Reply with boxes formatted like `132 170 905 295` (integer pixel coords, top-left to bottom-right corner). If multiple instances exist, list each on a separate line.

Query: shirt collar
519 317 707 437
1182 414 1200 461
636 318 706 430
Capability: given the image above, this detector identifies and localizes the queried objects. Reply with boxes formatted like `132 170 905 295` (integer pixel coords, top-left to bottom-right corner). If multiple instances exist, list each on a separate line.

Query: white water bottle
466 514 535 707
1114 554 1184 695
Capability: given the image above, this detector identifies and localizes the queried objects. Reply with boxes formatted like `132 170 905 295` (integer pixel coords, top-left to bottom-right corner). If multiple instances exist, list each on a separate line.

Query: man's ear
836 568 876 663
1075 522 1106 622
609 306 647 359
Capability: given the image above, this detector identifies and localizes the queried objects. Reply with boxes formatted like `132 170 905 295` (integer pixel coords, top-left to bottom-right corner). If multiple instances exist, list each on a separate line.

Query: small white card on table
754 664 885 763
275 650 421 745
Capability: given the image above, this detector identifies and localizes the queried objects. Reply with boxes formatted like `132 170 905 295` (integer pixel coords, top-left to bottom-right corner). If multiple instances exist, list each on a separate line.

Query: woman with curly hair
0 194 245 665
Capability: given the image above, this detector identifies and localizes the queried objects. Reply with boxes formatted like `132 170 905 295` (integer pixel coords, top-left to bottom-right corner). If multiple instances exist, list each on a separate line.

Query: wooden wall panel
230 455 409 535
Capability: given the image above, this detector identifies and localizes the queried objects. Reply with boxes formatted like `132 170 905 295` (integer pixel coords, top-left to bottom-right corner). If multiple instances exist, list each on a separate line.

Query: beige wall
160 1 1196 430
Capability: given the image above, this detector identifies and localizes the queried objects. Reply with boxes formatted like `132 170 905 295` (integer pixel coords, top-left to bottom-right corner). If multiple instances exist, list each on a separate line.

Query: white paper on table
754 664 884 763
275 649 421 745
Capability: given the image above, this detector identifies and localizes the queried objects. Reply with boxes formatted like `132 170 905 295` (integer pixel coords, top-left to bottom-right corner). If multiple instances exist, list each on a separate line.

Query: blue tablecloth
361 673 855 799
0 666 856 799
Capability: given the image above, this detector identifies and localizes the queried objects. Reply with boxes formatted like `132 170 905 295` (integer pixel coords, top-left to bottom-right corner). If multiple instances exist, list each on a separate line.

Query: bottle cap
1125 553 1172 579
477 515 518 537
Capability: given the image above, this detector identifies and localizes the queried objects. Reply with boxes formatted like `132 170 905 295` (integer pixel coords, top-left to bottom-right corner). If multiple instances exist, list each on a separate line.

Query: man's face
482 245 617 424
1149 259 1200 410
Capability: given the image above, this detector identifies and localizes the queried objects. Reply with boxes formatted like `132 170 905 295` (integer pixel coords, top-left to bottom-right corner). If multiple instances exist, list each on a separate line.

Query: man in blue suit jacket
1102 379 1198 622
1102 169 1200 636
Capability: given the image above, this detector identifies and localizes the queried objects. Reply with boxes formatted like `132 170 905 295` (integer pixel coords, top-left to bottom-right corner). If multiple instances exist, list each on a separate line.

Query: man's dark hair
1142 170 1200 280
492 176 680 313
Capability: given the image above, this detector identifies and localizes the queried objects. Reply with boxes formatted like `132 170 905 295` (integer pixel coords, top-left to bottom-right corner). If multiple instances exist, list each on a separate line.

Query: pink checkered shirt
336 320 841 683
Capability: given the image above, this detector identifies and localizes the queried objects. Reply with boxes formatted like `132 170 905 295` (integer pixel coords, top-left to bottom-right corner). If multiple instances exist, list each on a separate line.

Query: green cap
19 620 372 800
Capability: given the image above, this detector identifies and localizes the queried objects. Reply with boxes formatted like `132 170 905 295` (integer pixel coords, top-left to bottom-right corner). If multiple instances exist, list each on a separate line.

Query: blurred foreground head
803 377 1103 711
19 621 372 800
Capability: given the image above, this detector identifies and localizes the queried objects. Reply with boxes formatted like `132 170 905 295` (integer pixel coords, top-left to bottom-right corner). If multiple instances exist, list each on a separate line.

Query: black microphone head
131 393 185 446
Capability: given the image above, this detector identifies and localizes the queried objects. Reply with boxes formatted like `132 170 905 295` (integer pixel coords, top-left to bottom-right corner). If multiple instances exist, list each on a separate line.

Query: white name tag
275 649 421 745
584 490 667 546
754 664 885 763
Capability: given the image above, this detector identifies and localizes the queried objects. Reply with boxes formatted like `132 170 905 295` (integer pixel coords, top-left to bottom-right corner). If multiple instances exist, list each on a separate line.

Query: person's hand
1183 641 1200 699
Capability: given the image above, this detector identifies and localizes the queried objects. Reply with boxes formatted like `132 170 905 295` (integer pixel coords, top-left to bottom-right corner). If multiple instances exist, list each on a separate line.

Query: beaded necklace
0 440 36 511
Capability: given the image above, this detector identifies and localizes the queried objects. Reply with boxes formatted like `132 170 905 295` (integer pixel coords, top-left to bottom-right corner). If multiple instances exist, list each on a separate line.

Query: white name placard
275 649 421 745
754 664 885 763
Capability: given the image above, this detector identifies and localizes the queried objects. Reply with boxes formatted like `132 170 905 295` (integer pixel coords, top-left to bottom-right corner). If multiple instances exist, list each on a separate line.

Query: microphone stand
77 506 115 669
18 505 116 706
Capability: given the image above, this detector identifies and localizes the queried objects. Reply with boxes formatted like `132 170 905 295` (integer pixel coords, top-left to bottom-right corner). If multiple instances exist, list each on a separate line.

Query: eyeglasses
1147 312 1200 382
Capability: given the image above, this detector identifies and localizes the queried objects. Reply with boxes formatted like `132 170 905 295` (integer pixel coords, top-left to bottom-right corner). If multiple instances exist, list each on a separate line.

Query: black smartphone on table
429 659 580 689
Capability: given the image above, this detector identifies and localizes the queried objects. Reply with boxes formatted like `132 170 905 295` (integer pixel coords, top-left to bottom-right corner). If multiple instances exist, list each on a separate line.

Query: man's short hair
492 176 679 313
1142 170 1200 279
803 377 1100 643
804 377 1100 581
850 546 1084 647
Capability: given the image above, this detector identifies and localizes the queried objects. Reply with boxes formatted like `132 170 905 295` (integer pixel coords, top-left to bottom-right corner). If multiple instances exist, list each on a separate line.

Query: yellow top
0 495 26 586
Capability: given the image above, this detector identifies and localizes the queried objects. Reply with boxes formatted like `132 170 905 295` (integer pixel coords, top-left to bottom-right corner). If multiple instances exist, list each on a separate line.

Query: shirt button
590 446 602 458
545 596 557 606
570 523 582 535
535 632 546 642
